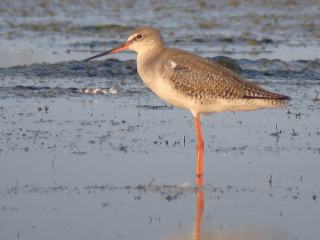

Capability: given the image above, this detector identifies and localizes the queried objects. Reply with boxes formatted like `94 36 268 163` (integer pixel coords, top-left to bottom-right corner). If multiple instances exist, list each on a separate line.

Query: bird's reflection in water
194 176 204 240
164 176 286 240
165 227 286 240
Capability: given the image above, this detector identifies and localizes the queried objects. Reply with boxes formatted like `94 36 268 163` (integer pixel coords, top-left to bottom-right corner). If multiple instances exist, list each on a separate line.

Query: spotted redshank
84 27 290 182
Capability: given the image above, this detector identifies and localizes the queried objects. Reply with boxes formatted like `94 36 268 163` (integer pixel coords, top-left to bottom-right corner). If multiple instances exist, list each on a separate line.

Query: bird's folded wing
162 49 288 100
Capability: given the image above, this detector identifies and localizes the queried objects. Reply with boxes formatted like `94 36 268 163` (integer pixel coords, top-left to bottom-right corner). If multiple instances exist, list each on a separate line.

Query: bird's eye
136 34 143 40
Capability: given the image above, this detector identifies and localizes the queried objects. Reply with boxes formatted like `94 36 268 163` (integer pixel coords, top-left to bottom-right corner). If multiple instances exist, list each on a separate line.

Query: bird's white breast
137 63 188 108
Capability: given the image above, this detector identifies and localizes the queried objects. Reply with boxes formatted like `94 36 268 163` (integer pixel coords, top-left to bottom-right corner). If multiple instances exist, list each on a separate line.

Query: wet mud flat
0 57 320 240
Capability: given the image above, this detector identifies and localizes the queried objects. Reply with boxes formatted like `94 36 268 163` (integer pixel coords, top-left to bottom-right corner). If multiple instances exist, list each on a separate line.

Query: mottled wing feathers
161 48 289 101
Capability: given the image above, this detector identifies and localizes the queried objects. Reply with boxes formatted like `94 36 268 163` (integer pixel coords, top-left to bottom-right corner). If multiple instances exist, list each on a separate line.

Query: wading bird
85 27 290 185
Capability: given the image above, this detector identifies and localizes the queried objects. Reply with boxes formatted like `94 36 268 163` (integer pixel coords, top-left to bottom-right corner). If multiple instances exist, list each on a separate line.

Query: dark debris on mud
0 183 314 203
1 57 319 80
238 58 320 80
0 59 137 79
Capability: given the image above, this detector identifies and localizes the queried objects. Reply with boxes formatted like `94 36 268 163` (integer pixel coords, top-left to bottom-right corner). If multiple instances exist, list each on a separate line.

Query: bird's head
84 27 164 62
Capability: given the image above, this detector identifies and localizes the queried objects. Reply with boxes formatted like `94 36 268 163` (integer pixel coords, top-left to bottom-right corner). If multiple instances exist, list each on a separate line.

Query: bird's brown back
157 48 289 101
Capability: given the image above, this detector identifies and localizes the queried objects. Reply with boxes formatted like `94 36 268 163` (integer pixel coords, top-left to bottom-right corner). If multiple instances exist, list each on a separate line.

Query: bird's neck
136 45 166 66
136 46 166 88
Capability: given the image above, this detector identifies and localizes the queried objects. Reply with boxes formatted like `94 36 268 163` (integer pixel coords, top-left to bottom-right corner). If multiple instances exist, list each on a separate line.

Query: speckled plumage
160 48 288 100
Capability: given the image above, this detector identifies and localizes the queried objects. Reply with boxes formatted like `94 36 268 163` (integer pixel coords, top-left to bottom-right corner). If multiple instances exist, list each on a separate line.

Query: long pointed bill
84 40 132 62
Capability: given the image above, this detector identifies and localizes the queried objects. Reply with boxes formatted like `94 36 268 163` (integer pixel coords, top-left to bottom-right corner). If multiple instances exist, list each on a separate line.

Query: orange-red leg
193 113 204 179
194 114 205 240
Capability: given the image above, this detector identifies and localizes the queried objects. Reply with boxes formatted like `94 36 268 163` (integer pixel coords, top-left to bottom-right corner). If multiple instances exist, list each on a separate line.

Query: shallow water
1 1 320 240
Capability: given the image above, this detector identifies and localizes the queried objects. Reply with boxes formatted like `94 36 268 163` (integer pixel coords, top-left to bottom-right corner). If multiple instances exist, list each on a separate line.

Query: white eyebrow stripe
170 60 177 69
